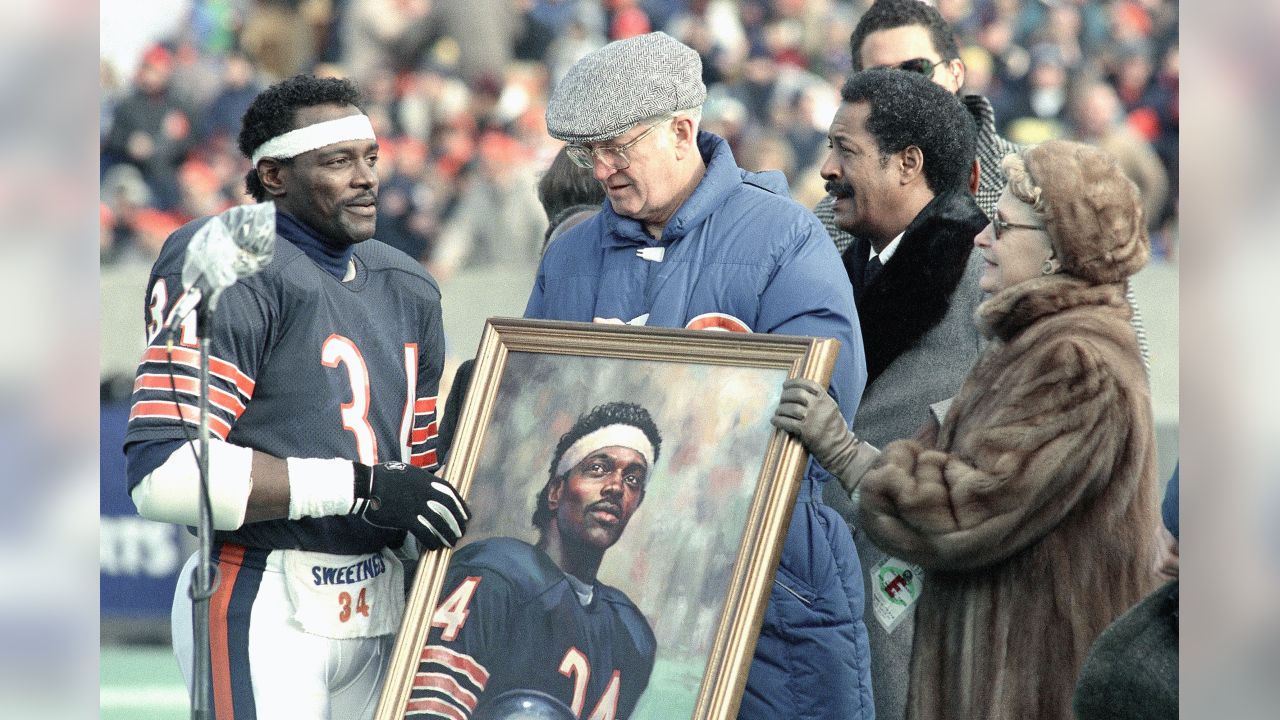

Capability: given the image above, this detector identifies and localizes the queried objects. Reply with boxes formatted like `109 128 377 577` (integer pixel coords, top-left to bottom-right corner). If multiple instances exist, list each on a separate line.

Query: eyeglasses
991 215 1047 239
876 57 945 78
564 119 668 171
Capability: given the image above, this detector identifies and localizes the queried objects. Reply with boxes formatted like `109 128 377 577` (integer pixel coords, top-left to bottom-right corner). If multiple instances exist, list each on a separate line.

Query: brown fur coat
858 275 1160 720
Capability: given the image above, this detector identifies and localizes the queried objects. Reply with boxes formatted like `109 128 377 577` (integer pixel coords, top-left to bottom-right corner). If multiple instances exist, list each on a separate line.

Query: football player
124 74 468 719
410 402 660 719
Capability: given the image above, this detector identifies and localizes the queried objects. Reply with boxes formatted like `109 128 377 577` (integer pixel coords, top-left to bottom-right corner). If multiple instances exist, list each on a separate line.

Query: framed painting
375 318 838 720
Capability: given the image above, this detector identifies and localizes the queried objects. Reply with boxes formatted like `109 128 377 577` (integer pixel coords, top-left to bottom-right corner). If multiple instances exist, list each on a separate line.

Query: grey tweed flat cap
546 31 707 144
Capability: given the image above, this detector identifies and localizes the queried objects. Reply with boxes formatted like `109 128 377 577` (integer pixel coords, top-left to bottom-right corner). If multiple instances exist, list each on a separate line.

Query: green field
100 644 188 720
101 644 707 719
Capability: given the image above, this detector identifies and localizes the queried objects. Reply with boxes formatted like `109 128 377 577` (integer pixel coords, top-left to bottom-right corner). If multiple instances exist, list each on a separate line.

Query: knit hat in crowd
1017 140 1150 284
546 32 707 144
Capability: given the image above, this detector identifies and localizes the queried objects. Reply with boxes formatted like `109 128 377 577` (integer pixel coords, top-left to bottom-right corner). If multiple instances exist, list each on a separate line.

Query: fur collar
976 274 1127 341
843 190 989 382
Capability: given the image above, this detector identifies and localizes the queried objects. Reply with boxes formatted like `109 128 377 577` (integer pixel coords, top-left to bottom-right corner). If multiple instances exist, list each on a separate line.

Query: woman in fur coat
773 139 1161 720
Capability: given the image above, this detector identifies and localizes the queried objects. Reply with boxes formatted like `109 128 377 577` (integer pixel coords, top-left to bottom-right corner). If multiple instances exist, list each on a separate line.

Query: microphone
166 202 277 336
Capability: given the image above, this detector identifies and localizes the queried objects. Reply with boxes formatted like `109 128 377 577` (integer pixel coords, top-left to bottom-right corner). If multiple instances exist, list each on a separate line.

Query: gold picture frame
375 318 838 720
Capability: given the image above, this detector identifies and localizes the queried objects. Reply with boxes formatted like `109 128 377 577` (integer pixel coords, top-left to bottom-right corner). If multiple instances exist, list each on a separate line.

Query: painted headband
555 424 655 477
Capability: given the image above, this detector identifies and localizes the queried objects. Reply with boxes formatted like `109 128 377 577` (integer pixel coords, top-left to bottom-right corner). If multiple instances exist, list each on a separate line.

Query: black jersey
410 538 656 719
125 217 445 554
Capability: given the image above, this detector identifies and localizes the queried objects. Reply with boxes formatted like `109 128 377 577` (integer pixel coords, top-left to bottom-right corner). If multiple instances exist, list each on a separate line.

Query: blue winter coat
525 131 875 719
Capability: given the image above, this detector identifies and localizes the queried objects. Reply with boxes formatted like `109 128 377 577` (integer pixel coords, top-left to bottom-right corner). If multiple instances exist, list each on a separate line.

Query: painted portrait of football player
408 401 661 720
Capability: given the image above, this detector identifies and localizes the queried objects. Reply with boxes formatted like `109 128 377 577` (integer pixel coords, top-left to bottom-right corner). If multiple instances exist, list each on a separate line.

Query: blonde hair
1002 140 1149 284
1000 151 1048 221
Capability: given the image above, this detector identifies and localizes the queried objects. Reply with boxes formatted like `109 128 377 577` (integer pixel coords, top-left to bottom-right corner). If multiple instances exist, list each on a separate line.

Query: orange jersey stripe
410 450 438 469
404 696 468 720
129 401 233 439
413 672 478 712
134 374 247 417
420 646 489 689
414 397 437 415
142 346 256 399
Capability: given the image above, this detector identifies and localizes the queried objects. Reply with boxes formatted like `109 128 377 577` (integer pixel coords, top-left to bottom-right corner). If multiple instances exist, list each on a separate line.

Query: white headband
251 114 377 165
555 424 655 477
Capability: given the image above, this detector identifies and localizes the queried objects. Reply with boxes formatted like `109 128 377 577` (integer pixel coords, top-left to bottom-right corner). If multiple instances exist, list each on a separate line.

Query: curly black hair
237 75 365 201
840 68 975 195
531 402 663 533
849 0 961 71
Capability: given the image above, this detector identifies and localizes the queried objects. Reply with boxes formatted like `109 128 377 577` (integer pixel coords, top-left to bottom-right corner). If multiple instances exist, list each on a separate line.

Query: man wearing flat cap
525 31 875 720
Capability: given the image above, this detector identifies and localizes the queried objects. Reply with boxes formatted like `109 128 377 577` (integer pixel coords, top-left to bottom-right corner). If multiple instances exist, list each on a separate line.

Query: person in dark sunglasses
879 56 946 78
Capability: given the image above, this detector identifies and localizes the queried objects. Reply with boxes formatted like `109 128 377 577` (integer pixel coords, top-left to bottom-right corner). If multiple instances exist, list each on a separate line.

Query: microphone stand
189 300 216 720
160 201 275 719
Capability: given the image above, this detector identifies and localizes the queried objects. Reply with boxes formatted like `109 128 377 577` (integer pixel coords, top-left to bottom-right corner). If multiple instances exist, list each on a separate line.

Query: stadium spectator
536 144 606 253
100 1 1179 283
1070 80 1169 235
434 130 547 273
102 44 197 211
199 50 263 144
1002 42 1072 143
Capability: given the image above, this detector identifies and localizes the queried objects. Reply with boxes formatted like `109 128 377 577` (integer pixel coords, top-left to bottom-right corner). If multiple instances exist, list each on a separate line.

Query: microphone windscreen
220 201 277 267
180 215 239 294
178 202 277 313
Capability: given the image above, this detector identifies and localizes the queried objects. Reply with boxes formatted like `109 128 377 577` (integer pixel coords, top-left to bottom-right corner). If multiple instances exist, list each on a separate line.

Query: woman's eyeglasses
991 216 1047 240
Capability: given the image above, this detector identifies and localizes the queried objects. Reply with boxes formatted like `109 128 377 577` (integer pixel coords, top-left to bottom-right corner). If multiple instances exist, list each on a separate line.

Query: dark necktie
864 255 883 287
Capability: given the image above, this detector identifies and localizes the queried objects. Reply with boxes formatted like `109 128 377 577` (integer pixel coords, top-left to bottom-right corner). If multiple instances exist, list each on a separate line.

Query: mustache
588 499 622 516
348 192 378 205
825 180 853 199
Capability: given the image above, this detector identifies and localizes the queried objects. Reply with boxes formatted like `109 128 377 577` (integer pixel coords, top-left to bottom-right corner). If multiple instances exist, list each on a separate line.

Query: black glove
353 461 470 550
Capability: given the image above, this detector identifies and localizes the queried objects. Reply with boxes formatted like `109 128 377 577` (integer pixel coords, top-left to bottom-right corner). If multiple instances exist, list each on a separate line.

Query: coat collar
962 94 1001 156
977 275 1127 341
844 189 990 382
599 131 786 246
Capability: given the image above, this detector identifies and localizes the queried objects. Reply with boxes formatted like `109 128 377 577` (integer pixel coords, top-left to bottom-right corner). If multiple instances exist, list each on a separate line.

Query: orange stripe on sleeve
413 672 479 712
420 646 490 689
410 450 438 469
129 401 233 439
134 375 247 417
142 346 256 399
404 696 468 720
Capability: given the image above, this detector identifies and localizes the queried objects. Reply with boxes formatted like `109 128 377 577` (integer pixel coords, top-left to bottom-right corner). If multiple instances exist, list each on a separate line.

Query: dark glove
353 461 470 550
771 378 880 495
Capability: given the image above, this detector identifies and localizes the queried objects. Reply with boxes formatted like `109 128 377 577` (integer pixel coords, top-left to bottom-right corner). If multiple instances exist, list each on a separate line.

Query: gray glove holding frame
771 378 881 496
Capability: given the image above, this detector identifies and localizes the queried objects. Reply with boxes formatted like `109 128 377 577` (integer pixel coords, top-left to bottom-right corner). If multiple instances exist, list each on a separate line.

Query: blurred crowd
100 0 1179 274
